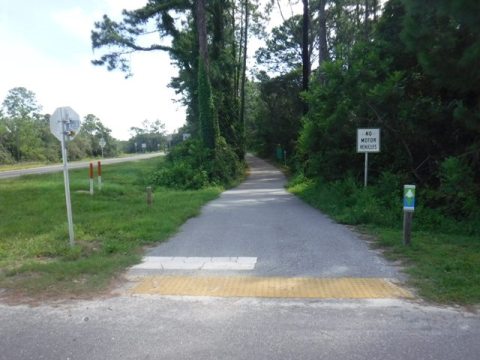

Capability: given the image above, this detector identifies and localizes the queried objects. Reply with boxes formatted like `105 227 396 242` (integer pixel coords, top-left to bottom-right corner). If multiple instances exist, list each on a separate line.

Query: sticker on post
403 185 416 211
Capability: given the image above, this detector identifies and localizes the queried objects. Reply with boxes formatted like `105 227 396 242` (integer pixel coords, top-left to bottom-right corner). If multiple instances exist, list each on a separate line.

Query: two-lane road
0 152 164 180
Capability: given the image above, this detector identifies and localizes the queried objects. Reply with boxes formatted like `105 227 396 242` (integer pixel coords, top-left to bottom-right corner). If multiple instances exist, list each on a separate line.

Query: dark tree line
0 87 120 163
0 87 168 164
249 0 480 218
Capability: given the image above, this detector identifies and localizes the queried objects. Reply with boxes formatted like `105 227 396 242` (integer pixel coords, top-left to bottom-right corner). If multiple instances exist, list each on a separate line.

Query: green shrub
437 157 477 218
151 139 243 190
0 144 14 164
289 175 401 228
208 137 244 185
152 162 209 190
289 171 480 237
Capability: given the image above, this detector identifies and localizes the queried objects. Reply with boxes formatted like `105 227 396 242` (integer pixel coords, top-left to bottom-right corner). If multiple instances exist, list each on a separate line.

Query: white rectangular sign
357 128 381 153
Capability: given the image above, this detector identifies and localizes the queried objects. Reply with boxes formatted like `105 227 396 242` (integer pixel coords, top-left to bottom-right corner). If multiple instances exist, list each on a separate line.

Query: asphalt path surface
0 155 478 359
0 152 164 180
132 155 401 278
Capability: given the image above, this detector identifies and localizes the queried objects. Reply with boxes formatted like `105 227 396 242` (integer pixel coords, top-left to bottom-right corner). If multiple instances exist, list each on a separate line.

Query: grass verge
288 177 480 305
0 158 221 301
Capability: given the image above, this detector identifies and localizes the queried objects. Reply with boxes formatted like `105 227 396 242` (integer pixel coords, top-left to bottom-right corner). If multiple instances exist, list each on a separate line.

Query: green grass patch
0 158 221 300
288 176 480 305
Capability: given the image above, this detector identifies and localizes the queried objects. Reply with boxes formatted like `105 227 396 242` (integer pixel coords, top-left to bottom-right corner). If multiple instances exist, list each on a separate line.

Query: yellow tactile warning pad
131 276 413 299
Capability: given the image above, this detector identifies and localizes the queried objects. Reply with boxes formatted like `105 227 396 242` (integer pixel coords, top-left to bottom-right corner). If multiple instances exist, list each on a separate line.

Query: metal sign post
357 128 381 187
99 138 106 158
364 152 369 188
61 116 75 247
97 161 102 190
50 107 81 247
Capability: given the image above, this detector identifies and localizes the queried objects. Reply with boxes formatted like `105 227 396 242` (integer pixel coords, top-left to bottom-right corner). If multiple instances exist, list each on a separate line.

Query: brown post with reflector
89 162 94 195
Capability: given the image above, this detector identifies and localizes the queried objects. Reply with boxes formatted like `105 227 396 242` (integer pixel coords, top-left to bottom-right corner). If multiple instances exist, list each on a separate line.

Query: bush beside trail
151 139 245 190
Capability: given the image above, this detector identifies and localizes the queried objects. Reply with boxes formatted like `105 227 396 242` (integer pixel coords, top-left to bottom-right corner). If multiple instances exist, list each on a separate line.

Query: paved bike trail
129 154 401 280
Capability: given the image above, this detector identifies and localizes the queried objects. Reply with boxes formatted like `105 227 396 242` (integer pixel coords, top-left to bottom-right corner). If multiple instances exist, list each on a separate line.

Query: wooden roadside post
146 186 153 207
89 162 94 195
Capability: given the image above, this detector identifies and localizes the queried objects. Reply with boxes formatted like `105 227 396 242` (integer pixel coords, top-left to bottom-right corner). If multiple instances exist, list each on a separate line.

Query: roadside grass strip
131 276 414 299
0 158 222 299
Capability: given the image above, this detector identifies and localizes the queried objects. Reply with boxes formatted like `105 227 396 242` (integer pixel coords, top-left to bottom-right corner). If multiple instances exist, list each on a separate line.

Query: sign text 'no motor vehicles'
357 128 381 153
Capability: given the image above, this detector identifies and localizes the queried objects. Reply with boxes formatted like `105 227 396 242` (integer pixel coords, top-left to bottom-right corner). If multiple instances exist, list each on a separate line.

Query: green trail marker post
403 185 416 246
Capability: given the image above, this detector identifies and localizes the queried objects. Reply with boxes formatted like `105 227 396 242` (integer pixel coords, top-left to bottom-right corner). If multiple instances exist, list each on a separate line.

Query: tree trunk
356 1 360 28
318 0 328 68
15 127 20 161
196 0 217 149
302 0 310 114
364 0 370 38
232 1 239 96
196 0 209 69
236 3 244 97
239 0 249 155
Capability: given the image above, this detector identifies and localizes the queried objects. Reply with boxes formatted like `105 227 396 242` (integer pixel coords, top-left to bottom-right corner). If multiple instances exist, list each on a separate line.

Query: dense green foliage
126 119 168 154
0 87 55 163
246 72 303 158
198 59 218 150
250 0 479 220
151 139 243 190
71 114 120 159
289 173 480 237
298 0 479 216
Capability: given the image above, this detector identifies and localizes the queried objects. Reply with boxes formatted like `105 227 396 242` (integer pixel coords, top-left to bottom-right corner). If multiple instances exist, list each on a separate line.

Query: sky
0 0 186 140
0 0 293 140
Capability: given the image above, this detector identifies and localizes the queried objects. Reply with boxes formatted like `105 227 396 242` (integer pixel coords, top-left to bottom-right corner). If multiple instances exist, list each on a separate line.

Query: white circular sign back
50 107 81 141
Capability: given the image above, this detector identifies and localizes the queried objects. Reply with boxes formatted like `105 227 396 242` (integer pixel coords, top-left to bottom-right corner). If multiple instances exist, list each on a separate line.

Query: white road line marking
131 257 257 270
